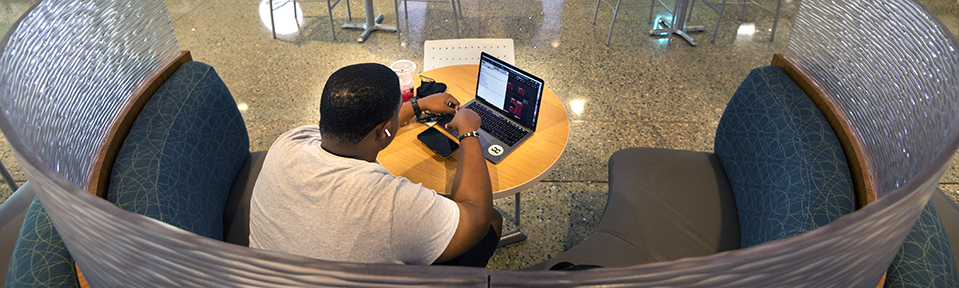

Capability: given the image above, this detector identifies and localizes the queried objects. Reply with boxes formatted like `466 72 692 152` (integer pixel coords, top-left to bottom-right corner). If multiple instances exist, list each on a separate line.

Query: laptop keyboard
465 103 529 146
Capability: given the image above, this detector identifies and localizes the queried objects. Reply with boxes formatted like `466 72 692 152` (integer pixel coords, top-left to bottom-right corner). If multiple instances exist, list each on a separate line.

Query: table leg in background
648 0 703 46
498 192 528 247
342 0 396 42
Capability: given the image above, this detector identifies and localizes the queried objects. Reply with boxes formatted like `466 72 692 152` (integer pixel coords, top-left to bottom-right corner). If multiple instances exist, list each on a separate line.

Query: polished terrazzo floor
1 0 958 271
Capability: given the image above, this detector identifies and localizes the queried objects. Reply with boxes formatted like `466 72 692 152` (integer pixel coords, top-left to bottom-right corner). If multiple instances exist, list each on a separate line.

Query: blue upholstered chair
3 54 269 286
5 187 79 288
886 195 959 287
523 62 959 287
524 63 859 269
107 61 251 242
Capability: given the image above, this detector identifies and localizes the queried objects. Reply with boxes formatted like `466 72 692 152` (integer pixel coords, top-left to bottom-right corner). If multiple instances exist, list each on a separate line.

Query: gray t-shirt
249 126 459 265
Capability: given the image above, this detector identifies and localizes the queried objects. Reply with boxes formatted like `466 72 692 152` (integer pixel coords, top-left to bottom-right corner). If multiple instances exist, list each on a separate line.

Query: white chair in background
423 38 514 71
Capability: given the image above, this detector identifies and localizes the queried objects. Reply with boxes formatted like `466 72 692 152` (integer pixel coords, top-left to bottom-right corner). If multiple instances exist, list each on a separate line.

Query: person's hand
418 93 459 115
445 109 481 133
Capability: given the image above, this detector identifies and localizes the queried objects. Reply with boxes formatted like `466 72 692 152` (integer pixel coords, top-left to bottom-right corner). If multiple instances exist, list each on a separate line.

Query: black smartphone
432 114 459 138
417 127 459 157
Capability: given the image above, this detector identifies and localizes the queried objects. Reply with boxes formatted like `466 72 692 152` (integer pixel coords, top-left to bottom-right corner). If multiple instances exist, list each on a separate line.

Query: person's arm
398 93 460 125
433 109 495 263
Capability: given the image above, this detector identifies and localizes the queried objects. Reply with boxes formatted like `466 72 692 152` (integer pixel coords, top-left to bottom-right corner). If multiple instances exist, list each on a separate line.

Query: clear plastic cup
390 60 416 102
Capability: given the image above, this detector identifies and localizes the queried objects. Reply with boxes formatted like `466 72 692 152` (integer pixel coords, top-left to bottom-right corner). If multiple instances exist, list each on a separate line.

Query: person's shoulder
283 125 322 139
271 125 321 147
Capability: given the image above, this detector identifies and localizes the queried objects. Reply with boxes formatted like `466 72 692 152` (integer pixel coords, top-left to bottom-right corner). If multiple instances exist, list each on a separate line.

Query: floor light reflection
259 0 305 36
570 99 585 115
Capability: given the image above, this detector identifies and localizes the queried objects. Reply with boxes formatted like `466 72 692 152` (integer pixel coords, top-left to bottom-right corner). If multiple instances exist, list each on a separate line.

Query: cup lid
390 60 416 72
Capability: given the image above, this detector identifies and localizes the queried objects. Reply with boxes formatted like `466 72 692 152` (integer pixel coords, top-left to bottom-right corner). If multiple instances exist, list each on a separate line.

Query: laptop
439 52 545 164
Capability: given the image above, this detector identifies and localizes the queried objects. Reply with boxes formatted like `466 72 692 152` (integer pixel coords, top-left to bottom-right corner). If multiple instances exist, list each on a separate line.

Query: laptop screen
474 52 544 130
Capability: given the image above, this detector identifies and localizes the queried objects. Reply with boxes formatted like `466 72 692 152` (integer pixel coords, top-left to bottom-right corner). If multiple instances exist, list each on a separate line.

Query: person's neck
321 140 379 163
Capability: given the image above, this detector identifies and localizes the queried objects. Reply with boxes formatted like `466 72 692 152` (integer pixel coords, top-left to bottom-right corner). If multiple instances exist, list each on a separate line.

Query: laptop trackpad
480 134 507 163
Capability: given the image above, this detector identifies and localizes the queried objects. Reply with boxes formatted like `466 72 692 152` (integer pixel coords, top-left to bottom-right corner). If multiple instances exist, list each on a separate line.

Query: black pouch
415 76 451 123
416 75 447 97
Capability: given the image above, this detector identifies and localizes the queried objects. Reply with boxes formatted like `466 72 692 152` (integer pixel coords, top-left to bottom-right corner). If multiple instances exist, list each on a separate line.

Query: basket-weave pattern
1 0 957 286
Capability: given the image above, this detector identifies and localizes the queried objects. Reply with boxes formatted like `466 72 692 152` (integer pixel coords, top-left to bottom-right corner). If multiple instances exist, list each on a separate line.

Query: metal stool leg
603 0 623 46
593 0 601 24
403 0 409 39
450 0 460 38
293 1 304 37
0 161 18 192
455 0 463 18
395 0 401 39
712 0 726 43
688 0 696 20
270 0 277 39
769 0 781 41
648 0 656 24
328 0 338 40
739 0 746 20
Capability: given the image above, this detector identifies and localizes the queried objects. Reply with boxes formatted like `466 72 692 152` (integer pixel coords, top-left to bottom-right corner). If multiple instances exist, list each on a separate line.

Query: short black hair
319 63 401 145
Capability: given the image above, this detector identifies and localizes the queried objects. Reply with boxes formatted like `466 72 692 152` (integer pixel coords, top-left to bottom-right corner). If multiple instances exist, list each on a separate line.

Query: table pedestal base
342 14 396 42
498 192 528 247
648 0 703 46
649 18 704 46
499 228 528 247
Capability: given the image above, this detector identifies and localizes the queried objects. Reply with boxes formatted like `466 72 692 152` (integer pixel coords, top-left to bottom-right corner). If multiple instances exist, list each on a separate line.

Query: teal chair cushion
884 196 959 287
5 196 79 288
714 65 857 248
108 61 249 240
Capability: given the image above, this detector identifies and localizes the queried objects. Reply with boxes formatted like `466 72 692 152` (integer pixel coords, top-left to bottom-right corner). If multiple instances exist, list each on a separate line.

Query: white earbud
384 129 392 138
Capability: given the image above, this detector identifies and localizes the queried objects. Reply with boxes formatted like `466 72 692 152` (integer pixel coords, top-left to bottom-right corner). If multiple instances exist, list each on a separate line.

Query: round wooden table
378 64 570 199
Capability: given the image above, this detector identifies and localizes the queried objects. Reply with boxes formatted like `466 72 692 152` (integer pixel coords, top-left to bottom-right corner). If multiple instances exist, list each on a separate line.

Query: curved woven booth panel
0 144 489 287
0 1 491 287
0 0 492 286
2 0 958 287
493 0 959 285
0 0 179 189
784 0 959 198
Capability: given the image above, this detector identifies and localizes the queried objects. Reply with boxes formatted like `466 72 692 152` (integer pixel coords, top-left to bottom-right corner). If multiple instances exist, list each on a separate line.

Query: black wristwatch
410 97 423 119
458 131 480 141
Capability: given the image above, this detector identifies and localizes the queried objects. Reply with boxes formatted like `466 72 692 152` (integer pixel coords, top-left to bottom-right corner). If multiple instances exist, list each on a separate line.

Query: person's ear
376 120 393 139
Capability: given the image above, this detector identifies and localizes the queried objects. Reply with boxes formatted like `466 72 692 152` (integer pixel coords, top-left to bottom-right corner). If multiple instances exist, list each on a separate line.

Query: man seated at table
249 63 503 267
